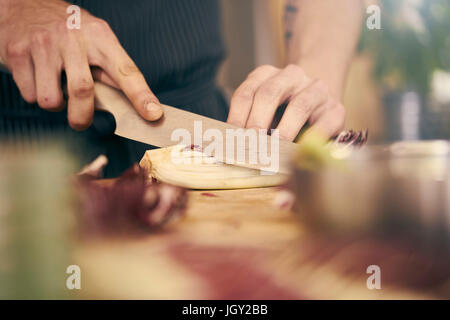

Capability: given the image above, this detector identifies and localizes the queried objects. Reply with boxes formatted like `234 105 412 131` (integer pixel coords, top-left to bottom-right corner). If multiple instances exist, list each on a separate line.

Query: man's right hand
0 0 163 130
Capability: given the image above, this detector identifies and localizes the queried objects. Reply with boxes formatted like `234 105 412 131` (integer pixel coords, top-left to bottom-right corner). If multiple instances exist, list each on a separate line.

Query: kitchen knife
0 57 295 173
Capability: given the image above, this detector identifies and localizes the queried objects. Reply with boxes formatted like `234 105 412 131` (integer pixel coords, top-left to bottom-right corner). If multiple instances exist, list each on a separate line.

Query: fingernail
145 102 163 120
145 102 161 113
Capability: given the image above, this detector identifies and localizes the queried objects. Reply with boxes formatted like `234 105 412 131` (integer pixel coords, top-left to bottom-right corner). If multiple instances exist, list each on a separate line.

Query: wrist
292 54 348 102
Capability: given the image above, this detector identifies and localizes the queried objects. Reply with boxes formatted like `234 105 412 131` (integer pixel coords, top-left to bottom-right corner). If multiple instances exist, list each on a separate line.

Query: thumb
94 60 163 122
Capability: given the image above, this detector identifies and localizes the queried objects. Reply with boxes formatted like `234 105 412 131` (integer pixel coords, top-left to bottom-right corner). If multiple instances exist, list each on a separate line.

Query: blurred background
218 0 450 143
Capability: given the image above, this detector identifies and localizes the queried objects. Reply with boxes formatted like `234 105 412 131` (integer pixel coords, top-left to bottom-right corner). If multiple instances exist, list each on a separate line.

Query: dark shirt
0 0 227 176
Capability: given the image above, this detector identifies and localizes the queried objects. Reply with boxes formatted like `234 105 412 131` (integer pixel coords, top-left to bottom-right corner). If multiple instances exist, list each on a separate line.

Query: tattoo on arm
284 0 299 47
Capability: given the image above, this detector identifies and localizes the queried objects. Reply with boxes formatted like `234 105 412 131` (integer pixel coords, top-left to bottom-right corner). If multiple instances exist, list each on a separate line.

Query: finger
246 64 310 130
308 102 346 139
96 40 162 121
30 32 64 111
6 41 37 103
308 103 327 124
276 80 329 141
227 65 279 127
91 67 119 89
62 38 95 131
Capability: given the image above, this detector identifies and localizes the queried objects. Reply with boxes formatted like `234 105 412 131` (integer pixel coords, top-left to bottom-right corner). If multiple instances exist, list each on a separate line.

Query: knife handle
93 81 133 118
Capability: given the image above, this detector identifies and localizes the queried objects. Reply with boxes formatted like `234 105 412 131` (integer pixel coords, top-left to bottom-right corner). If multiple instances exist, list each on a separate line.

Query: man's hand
227 0 363 141
227 64 345 141
0 0 162 130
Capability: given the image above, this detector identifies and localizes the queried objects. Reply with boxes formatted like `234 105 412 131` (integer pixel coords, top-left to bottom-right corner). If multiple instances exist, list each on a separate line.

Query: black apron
0 0 227 177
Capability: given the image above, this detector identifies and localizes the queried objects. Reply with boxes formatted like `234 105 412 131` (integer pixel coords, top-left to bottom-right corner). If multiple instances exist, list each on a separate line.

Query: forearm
285 0 363 100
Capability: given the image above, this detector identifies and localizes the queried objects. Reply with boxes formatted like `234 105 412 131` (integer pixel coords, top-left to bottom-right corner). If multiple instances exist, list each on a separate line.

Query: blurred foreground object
0 145 76 299
292 138 450 251
76 162 187 236
294 130 368 171
77 155 109 179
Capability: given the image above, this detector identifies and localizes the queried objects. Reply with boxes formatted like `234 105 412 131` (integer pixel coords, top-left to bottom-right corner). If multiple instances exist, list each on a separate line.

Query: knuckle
311 79 329 95
256 83 282 100
285 63 303 74
118 62 141 77
88 19 112 34
31 30 52 48
233 83 257 101
248 64 277 78
56 20 69 35
37 94 62 110
292 96 313 114
71 78 94 98
6 41 29 59
258 64 276 72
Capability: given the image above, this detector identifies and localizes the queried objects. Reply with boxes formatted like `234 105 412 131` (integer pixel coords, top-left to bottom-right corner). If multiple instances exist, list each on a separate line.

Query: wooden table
75 188 450 299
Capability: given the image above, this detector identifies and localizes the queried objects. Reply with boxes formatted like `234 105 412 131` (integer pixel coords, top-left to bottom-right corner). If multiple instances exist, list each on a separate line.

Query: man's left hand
227 64 346 141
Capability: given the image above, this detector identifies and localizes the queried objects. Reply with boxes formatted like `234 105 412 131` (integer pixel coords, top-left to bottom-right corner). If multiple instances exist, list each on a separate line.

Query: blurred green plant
0 143 77 299
359 0 450 97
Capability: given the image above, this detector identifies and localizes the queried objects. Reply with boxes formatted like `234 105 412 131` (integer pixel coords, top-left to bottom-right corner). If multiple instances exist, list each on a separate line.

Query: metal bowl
292 140 450 248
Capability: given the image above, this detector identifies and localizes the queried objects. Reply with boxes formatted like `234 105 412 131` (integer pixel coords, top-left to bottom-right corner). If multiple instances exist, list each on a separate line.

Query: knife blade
0 57 295 173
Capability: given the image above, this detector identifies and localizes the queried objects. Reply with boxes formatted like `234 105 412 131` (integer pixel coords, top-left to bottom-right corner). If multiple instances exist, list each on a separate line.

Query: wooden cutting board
74 187 449 299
